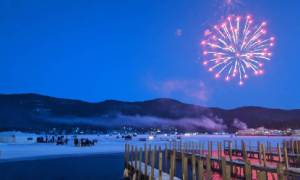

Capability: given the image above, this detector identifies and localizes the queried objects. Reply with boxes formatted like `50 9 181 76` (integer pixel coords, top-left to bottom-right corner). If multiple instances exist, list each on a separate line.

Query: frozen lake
0 133 299 180
0 132 299 161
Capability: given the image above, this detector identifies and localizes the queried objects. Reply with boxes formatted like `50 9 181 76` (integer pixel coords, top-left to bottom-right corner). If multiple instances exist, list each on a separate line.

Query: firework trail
213 0 244 18
222 0 243 12
201 15 275 85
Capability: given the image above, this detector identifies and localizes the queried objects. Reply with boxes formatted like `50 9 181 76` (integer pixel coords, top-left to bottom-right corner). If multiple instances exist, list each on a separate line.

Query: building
0 131 36 144
0 132 16 143
292 129 300 136
236 127 290 136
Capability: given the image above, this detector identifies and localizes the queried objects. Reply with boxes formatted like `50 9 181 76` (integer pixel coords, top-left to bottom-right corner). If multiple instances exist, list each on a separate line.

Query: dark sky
0 0 299 109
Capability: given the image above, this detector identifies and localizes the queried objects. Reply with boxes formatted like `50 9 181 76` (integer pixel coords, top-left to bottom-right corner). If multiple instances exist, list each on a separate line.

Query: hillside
0 93 299 132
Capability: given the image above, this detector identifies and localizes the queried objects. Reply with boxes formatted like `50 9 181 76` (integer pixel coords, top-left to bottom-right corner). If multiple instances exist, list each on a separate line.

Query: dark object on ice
36 136 50 143
27 137 33 141
138 138 147 141
74 137 79 146
36 137 44 143
74 137 97 147
56 136 68 145
36 135 69 145
80 138 96 146
124 135 132 141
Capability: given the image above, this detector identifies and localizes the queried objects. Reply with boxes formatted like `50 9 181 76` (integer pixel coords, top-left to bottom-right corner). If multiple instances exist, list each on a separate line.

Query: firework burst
201 15 275 85
221 0 243 14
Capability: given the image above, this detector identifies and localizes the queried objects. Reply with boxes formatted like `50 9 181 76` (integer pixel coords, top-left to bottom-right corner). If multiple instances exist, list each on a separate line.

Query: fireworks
201 15 275 85
224 0 241 7
215 0 243 15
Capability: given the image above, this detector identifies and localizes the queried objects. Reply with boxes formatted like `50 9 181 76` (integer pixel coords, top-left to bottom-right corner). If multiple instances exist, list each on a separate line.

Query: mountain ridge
0 93 299 132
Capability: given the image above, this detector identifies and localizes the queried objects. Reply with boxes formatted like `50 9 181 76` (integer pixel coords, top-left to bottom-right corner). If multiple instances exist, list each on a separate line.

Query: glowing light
148 135 154 140
259 69 264 74
176 28 183 37
201 15 275 85
184 133 192 137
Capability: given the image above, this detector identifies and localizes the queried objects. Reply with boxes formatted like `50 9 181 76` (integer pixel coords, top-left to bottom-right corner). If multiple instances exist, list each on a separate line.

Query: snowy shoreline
0 132 299 162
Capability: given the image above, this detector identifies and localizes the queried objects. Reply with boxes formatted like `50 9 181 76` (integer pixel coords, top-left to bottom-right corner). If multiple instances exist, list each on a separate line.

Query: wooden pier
124 140 300 180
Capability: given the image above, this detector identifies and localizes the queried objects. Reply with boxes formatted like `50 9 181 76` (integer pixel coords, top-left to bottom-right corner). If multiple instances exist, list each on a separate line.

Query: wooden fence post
229 141 233 161
225 165 231 180
276 164 284 180
135 146 138 169
262 144 267 167
209 141 213 157
181 151 184 177
206 143 212 179
221 156 227 179
277 143 282 163
284 144 289 168
159 152 162 180
124 144 128 167
172 148 177 177
259 143 263 165
242 141 248 162
291 140 295 154
139 147 142 179
198 159 204 180
218 142 222 160
169 150 175 180
192 154 196 180
150 148 155 180
182 156 188 180
245 160 252 180
144 144 148 176
131 145 134 166
258 171 266 180
165 144 168 172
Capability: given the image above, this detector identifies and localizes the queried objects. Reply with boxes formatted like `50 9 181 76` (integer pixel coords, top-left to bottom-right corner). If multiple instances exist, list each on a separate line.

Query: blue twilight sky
0 0 299 109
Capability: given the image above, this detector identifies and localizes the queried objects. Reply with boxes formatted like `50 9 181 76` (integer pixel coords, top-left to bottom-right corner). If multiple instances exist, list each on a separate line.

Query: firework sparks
216 0 243 15
201 15 275 85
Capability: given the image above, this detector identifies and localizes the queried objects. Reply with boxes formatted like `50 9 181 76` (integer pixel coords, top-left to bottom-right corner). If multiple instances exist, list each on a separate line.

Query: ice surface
0 132 299 161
